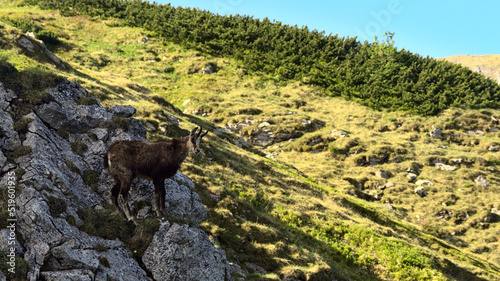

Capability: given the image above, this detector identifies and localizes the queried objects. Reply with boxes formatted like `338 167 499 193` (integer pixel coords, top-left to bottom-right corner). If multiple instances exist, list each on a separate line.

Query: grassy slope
440 55 500 83
1 2 500 280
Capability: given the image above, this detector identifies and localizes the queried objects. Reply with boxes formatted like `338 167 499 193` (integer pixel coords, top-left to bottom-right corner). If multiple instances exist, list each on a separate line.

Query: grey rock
144 121 156 131
475 176 489 187
435 163 458 171
467 130 485 137
0 107 21 151
202 63 217 75
0 150 7 169
108 105 137 118
0 82 17 111
34 81 111 133
245 262 267 275
416 180 433 186
50 241 100 271
157 111 180 125
414 186 427 197
331 130 348 138
40 269 94 281
375 170 390 179
407 173 418 182
143 222 233 281
17 35 65 69
429 128 443 138
164 172 206 226
0 229 24 255
17 35 36 52
129 171 206 226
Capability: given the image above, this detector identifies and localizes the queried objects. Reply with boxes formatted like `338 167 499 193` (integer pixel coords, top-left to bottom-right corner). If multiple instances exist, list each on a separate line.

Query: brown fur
104 127 208 222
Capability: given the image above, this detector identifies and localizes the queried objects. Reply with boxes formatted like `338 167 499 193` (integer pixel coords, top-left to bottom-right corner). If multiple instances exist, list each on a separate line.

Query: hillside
1 1 500 280
441 55 500 83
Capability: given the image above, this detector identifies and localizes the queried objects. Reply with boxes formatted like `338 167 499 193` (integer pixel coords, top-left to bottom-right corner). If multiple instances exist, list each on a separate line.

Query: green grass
1 1 500 280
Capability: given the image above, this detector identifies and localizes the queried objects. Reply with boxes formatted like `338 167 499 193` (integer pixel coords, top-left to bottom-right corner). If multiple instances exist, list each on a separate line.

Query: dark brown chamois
103 126 208 222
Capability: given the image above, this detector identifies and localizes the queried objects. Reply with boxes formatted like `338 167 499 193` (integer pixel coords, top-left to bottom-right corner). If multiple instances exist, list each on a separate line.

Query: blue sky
153 0 499 58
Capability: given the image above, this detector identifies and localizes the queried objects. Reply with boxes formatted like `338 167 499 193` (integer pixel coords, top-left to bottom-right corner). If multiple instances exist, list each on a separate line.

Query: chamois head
185 126 209 154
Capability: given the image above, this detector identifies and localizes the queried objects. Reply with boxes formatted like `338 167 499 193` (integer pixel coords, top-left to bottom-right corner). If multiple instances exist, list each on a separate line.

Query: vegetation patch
82 169 99 191
13 117 33 141
77 207 160 260
25 0 500 115
0 254 30 281
12 145 32 158
100 117 131 131
46 196 67 216
0 59 60 116
0 16 62 46
70 141 88 156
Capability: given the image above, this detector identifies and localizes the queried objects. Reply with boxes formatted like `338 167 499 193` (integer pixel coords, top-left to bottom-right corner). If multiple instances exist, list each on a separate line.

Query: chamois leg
153 179 166 218
118 178 137 223
110 178 121 208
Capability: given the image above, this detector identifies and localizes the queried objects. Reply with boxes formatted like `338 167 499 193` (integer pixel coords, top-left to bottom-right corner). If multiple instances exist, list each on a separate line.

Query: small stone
435 163 458 171
467 130 484 137
258 121 271 128
407 173 418 182
385 182 395 188
475 176 489 187
414 186 427 197
375 170 390 179
415 180 433 186
331 130 348 138
429 128 443 138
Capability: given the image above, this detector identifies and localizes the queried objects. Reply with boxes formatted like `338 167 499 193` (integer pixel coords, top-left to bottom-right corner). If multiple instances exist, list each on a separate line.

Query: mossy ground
1 1 500 280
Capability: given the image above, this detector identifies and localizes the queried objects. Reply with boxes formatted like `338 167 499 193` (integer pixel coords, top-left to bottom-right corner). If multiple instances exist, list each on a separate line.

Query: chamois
104 126 208 222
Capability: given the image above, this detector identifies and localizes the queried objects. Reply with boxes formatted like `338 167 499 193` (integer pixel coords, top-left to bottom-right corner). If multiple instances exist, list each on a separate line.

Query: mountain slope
21 0 500 116
440 55 500 83
1 1 500 280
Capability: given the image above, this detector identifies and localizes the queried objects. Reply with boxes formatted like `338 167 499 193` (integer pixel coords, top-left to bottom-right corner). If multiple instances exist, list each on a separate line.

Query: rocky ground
0 80 232 281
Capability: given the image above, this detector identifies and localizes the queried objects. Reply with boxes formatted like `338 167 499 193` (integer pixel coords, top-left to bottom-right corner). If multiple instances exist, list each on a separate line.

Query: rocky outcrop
17 33 66 69
0 80 231 280
224 118 325 148
143 222 232 281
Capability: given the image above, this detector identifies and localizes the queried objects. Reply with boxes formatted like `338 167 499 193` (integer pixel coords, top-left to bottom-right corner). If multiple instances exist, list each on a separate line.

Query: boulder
17 34 66 69
107 105 137 118
143 222 233 281
129 172 207 226
435 163 458 171
414 186 427 197
34 80 112 133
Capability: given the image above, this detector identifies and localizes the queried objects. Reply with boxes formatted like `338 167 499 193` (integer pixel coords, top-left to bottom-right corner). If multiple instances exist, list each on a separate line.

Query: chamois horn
190 127 199 135
199 128 209 138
